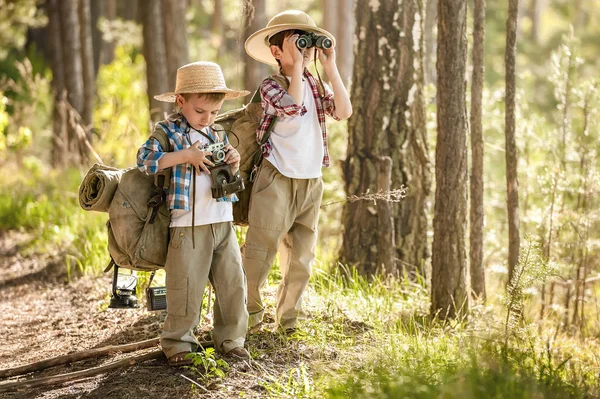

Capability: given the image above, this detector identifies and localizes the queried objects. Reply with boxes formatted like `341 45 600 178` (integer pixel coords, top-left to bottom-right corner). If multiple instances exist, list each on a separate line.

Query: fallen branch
0 350 163 394
320 187 408 209
0 338 160 379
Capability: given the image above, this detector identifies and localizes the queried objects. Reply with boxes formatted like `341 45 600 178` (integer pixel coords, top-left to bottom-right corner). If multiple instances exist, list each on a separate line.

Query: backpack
79 128 172 272
215 74 289 226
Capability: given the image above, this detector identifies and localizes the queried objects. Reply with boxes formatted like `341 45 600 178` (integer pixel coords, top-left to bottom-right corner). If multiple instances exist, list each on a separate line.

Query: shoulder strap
149 126 172 191
258 74 291 146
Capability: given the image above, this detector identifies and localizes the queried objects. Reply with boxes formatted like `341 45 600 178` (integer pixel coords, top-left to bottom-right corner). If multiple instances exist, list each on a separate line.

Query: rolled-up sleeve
321 82 340 121
137 126 168 175
261 78 307 117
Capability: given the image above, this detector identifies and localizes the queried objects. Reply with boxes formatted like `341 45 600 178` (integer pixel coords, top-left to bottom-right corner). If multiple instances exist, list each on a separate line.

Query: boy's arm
319 48 353 120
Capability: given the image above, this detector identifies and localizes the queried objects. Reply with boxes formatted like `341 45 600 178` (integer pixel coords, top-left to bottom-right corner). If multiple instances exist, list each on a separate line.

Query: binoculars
296 32 333 50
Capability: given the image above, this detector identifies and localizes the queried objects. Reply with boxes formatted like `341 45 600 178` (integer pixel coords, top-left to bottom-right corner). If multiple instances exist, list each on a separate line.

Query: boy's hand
318 46 336 70
187 140 214 175
224 144 240 174
283 33 304 67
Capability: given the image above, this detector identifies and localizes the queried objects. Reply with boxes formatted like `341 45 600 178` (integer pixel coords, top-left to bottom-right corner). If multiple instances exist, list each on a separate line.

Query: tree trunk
340 0 430 278
162 0 190 91
58 0 89 163
58 0 84 114
141 0 170 122
90 0 103 77
103 0 117 65
336 0 355 87
242 0 267 94
430 0 469 318
211 0 223 60
323 0 338 39
469 0 486 301
118 0 139 21
424 0 437 85
48 0 68 167
505 0 520 285
79 0 95 129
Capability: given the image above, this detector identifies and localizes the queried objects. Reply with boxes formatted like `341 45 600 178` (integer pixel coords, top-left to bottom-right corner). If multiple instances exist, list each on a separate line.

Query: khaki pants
160 222 248 359
243 160 323 330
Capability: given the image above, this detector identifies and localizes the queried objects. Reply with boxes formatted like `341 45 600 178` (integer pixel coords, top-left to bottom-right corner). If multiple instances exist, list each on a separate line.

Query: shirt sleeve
321 81 340 121
260 78 307 117
137 124 168 175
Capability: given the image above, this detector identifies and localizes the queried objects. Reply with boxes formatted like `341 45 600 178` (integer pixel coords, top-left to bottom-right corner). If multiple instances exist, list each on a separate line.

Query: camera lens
214 150 226 162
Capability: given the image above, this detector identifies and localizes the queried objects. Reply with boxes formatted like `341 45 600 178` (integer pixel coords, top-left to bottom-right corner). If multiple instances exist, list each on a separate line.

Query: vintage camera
203 142 245 199
205 142 227 165
296 32 333 50
146 286 167 311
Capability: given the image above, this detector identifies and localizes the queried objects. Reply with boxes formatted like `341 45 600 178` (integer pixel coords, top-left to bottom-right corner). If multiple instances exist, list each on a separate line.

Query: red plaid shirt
257 70 339 168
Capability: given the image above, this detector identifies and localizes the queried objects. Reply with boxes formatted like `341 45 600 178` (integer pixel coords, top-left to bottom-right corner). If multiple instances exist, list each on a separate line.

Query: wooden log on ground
0 338 160 379
0 338 213 379
0 350 163 394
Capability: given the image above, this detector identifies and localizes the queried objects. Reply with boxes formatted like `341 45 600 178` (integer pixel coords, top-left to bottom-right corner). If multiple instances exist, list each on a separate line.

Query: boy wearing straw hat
137 61 251 366
243 10 353 332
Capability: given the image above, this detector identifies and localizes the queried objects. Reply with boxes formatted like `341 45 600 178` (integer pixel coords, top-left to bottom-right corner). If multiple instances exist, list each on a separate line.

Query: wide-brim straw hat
154 61 250 102
245 10 336 66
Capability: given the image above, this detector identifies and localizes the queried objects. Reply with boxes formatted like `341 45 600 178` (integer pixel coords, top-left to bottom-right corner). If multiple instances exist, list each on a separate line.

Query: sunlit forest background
1 0 600 397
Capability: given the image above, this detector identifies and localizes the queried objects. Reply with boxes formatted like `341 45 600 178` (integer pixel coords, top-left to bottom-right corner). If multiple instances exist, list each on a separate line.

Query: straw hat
154 61 250 102
245 10 336 66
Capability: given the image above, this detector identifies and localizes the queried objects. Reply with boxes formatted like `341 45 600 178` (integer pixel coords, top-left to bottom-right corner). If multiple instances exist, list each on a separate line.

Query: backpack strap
147 127 172 225
248 74 290 182
150 126 173 191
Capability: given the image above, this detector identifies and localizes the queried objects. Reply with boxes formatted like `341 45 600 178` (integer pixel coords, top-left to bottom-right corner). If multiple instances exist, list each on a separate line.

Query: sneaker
225 347 251 360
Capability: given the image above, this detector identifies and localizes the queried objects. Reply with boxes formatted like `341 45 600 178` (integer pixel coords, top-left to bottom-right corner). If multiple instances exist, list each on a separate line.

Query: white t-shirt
170 128 233 227
266 77 323 178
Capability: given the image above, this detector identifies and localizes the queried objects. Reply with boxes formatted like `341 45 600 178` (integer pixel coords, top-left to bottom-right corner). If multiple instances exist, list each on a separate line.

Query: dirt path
0 232 312 398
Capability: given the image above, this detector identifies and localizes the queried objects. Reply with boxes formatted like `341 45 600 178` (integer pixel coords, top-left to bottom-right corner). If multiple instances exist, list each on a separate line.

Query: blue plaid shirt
137 113 237 211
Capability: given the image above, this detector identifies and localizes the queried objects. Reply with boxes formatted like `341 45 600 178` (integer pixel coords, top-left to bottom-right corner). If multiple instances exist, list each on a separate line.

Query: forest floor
0 231 353 398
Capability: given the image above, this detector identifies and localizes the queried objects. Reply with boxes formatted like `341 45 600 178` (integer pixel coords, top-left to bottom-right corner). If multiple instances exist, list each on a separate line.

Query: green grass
0 164 108 278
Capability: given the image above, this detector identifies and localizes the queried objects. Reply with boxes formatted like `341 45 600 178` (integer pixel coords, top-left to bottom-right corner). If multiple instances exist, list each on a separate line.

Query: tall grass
0 164 108 277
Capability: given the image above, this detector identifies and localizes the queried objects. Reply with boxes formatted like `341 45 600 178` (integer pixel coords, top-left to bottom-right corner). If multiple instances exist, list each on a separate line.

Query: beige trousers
160 222 248 358
243 160 323 330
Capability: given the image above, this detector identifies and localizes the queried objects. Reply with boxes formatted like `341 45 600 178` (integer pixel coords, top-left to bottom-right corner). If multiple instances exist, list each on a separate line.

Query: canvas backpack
215 74 289 225
82 122 229 273
80 128 172 272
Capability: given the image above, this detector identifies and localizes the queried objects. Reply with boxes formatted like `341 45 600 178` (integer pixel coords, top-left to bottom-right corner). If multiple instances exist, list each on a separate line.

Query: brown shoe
167 351 194 367
225 347 250 360
248 321 263 334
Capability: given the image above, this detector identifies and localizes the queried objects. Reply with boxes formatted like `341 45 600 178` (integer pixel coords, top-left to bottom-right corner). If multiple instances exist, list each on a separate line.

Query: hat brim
154 89 251 103
245 24 336 66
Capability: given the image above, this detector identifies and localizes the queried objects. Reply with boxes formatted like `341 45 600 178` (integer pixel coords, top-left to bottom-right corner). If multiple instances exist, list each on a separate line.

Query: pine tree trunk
141 0 170 122
162 0 190 91
322 0 339 60
79 0 95 129
90 0 103 77
431 0 469 318
336 0 355 87
340 0 430 277
58 0 84 114
424 0 437 85
48 0 68 167
242 0 267 94
103 0 116 65
505 0 520 285
211 0 223 60
469 0 486 301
